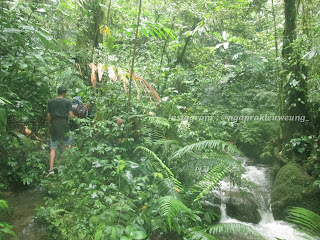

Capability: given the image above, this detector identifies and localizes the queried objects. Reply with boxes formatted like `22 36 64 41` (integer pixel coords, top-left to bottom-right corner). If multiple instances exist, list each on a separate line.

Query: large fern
287 207 320 238
208 223 264 240
158 178 183 199
193 162 232 202
186 229 216 240
177 152 238 174
142 117 170 142
158 196 193 230
171 140 240 160
155 139 181 162
146 116 170 129
135 146 183 193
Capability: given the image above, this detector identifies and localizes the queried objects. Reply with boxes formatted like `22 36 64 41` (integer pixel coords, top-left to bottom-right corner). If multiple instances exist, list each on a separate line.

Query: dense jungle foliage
1 0 320 239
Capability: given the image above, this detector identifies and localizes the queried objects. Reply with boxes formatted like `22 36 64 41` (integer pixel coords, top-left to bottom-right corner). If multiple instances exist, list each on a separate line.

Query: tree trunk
127 0 142 112
281 0 309 158
93 3 105 48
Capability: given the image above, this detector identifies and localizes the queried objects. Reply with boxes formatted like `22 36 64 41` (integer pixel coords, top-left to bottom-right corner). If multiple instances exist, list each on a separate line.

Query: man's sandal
46 170 54 178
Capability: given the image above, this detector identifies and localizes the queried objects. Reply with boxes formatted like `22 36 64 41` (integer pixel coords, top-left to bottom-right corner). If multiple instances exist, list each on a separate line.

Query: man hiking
46 86 75 177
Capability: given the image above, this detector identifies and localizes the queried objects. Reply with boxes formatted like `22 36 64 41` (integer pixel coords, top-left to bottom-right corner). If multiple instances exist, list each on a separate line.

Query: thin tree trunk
106 0 112 55
271 0 279 59
272 0 283 140
159 18 175 71
127 0 142 112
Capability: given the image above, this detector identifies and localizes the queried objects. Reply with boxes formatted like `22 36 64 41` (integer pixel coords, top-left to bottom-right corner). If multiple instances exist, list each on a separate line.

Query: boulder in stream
271 163 320 220
226 191 261 224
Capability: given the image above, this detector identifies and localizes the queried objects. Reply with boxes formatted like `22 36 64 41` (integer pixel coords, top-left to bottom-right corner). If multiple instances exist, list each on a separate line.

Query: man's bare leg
49 148 56 171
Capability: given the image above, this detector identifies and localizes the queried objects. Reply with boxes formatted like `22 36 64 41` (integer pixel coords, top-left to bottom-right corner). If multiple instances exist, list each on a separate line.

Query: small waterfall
217 157 311 240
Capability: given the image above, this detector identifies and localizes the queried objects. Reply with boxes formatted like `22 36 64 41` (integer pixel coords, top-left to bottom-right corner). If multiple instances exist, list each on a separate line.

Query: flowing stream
217 157 311 240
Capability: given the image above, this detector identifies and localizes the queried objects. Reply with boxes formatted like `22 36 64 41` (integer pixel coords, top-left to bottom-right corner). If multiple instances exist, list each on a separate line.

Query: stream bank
0 186 46 240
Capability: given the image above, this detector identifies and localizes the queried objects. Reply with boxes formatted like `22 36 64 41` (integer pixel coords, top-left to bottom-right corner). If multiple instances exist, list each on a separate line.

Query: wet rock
271 163 320 220
226 191 261 224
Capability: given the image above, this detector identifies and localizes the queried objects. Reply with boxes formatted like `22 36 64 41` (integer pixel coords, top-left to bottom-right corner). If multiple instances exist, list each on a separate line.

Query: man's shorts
50 134 73 149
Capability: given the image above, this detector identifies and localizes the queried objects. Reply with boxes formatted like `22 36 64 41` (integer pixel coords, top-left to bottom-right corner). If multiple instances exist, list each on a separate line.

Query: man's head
57 86 67 96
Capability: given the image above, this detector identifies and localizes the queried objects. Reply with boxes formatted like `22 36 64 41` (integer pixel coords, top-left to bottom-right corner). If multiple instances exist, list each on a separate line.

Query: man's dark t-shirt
47 98 72 142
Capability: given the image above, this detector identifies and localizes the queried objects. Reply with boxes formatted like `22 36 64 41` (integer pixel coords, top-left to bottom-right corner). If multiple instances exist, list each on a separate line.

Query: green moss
271 163 320 219
260 151 273 164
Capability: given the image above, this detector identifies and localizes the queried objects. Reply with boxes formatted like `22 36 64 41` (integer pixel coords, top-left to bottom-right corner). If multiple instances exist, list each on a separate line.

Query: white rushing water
217 157 312 240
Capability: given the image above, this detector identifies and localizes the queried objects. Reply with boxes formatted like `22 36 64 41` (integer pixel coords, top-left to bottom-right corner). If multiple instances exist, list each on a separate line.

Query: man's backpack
75 104 88 118
72 96 88 118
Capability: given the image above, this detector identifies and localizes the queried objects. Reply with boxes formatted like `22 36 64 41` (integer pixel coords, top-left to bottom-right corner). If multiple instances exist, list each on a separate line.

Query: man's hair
57 86 67 95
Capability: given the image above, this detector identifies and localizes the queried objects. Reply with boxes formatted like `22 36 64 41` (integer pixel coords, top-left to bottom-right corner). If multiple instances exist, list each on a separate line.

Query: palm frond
193 163 231 202
287 207 320 237
158 196 193 230
208 223 264 239
88 63 161 101
172 140 240 160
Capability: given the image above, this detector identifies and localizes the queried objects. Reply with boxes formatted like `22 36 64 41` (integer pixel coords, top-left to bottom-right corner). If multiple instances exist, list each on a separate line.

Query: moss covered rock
226 191 261 224
271 163 320 219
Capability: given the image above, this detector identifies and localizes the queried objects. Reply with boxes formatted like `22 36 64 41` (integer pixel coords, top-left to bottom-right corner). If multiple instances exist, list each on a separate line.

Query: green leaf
111 227 117 240
0 200 8 209
11 131 33 147
94 230 103 240
204 212 212 223
140 25 149 37
208 223 264 239
151 27 163 39
0 227 16 236
35 54 46 64
130 231 147 239
0 108 7 130
120 236 131 240
146 26 156 38
153 172 164 180
2 28 21 33
158 196 193 230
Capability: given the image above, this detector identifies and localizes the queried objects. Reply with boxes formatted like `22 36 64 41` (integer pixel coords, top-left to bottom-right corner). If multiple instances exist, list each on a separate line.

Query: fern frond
177 153 236 174
287 207 320 237
135 146 174 178
186 230 216 240
155 139 181 162
156 139 180 150
172 140 240 160
146 116 170 129
158 178 183 198
149 128 165 142
142 117 170 143
193 163 232 202
158 196 192 230
135 146 184 194
208 223 264 239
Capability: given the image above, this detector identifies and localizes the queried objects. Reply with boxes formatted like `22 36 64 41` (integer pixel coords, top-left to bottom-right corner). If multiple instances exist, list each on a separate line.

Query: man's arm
69 110 75 119
47 112 51 136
